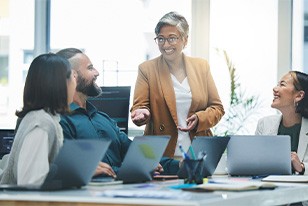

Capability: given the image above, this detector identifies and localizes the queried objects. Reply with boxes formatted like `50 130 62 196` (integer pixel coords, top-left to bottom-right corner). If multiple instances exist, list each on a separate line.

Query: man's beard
76 75 102 97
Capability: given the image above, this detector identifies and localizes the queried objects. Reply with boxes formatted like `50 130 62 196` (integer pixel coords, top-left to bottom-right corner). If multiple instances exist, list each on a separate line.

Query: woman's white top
171 74 192 157
16 113 62 186
17 128 50 185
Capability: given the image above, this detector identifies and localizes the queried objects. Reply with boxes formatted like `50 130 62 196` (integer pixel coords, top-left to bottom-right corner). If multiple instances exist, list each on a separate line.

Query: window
0 0 34 128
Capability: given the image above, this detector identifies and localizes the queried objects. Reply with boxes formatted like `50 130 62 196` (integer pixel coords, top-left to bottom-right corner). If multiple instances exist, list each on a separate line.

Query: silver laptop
0 139 111 191
227 135 292 176
116 135 170 183
177 136 230 178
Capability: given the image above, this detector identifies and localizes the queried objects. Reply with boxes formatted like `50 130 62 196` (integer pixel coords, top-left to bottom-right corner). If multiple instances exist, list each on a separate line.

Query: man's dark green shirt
60 101 131 174
60 101 179 175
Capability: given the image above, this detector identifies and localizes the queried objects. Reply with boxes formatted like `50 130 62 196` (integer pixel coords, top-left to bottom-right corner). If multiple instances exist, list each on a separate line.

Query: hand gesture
131 108 151 126
178 114 199 132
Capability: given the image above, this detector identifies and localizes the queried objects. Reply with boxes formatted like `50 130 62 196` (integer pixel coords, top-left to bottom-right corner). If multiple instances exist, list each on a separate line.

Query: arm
291 152 305 175
117 129 132 162
130 66 151 126
17 128 50 185
131 108 151 126
159 157 180 175
194 67 225 133
94 161 116 178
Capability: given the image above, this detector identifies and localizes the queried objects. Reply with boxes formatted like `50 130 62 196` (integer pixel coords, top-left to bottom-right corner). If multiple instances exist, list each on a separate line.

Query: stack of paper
182 179 277 192
262 175 308 183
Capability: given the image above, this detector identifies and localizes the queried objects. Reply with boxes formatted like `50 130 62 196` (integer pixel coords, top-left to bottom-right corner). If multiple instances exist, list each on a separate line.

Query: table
0 178 308 206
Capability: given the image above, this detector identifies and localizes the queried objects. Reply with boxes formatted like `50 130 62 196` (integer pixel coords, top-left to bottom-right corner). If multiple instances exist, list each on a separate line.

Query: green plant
213 49 262 136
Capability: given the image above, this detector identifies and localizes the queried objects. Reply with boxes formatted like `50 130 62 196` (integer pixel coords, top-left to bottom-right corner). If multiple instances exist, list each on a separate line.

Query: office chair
87 86 131 134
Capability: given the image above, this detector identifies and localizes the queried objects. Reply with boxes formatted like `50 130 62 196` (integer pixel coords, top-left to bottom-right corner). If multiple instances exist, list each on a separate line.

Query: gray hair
155 11 189 38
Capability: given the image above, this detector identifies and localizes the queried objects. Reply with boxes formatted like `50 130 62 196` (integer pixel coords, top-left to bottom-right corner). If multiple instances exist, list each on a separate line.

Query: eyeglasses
154 36 180 45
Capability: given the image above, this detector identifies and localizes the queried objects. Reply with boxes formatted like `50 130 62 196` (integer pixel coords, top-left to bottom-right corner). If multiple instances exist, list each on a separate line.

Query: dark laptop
0 139 111 191
177 136 230 178
116 135 170 183
0 129 15 159
227 135 292 176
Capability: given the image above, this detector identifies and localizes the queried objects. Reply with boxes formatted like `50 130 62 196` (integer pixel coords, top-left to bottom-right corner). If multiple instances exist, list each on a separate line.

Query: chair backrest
87 86 131 134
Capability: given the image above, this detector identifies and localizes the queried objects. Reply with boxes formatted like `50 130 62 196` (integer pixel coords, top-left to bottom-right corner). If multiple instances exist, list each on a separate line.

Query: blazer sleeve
130 65 150 113
194 65 225 133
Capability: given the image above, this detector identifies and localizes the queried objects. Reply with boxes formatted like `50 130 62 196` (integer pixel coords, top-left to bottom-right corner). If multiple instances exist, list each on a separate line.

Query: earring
294 100 298 107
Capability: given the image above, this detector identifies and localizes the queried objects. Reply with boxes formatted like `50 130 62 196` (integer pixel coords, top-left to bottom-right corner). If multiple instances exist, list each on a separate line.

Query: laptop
0 139 111 191
0 129 15 159
227 135 292 176
116 135 170 183
177 136 230 178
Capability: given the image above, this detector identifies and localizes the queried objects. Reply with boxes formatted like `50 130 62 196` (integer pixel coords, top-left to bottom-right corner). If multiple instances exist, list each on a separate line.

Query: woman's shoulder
258 114 282 123
24 109 53 120
22 109 59 130
184 55 209 65
139 56 161 67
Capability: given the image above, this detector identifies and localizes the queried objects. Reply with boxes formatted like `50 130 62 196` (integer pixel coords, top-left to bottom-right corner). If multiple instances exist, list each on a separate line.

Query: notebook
227 135 292 176
116 135 170 183
177 136 230 178
0 139 111 191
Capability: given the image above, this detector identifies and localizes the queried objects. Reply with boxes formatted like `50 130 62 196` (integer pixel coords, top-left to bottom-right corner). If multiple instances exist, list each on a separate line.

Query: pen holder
183 158 204 184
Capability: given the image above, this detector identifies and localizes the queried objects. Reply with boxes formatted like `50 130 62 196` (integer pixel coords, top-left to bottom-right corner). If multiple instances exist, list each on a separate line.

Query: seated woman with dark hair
256 71 308 175
0 53 76 185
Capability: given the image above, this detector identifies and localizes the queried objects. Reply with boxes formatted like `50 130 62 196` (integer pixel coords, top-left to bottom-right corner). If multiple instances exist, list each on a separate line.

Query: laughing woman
256 71 308 175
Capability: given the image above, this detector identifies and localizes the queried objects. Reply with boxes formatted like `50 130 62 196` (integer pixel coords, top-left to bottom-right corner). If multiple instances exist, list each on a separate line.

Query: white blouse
171 74 192 157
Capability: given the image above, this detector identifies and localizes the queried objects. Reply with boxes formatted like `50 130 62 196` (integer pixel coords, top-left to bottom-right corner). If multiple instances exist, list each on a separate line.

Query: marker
179 144 190 160
188 145 196 160
198 151 207 160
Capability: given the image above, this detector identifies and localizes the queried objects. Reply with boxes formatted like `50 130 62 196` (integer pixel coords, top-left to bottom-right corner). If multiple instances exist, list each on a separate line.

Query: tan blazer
256 114 308 174
131 54 225 157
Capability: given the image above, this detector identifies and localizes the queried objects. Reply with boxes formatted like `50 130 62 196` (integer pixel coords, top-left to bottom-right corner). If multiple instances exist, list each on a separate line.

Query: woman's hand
131 108 151 126
178 114 199 132
291 152 304 173
93 161 116 178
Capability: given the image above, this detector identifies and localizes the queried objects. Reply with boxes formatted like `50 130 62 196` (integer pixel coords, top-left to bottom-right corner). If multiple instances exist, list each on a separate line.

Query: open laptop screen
0 129 15 159
227 135 292 176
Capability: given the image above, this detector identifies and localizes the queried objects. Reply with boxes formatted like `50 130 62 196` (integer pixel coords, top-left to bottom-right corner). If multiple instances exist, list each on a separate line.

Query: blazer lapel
297 118 308 160
157 56 178 125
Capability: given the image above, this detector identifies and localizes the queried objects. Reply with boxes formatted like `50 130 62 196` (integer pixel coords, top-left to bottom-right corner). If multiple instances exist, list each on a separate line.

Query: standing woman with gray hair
131 12 224 165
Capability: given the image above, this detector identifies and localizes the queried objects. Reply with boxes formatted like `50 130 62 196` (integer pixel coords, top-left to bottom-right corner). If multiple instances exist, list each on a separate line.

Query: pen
189 145 196 160
179 144 190 160
198 151 207 160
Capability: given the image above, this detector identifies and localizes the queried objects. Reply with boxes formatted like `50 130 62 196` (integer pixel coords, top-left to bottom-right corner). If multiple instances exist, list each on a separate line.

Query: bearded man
57 48 179 179
57 48 132 178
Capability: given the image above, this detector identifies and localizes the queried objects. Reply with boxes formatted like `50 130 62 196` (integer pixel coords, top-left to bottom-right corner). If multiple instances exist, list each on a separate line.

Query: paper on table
101 189 192 199
262 175 308 183
192 181 277 191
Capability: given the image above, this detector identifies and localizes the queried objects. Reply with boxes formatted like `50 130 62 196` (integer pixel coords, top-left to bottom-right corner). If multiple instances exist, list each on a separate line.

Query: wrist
299 162 305 175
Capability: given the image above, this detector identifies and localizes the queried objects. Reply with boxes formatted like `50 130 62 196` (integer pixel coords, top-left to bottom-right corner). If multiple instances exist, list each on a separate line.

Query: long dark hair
291 71 308 118
16 53 72 118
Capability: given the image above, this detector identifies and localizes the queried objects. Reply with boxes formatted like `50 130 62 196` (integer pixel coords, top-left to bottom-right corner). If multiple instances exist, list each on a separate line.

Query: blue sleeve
118 130 132 161
160 157 180 175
